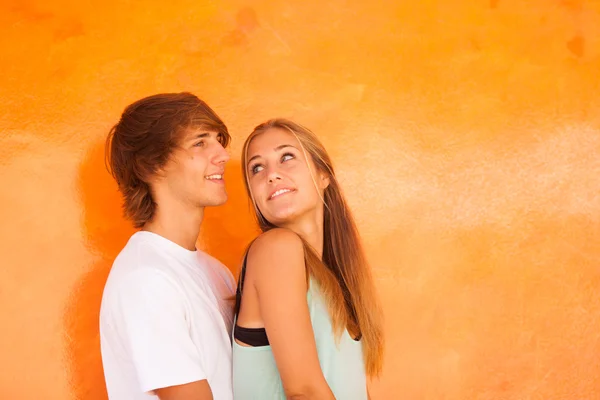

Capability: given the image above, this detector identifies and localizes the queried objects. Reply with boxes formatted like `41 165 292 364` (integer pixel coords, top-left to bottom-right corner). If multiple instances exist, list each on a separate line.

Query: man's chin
204 194 228 207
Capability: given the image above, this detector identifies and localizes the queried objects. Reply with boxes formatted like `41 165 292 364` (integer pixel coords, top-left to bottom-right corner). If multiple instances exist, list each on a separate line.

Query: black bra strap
234 248 251 317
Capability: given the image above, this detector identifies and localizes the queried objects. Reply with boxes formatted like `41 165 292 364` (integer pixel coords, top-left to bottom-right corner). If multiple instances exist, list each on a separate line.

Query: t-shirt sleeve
113 268 207 393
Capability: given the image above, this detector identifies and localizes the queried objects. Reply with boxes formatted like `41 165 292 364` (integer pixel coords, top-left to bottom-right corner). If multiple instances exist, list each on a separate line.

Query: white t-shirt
99 231 236 400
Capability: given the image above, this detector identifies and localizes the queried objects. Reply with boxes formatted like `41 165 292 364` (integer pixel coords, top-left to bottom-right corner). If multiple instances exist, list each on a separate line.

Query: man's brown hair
105 92 230 228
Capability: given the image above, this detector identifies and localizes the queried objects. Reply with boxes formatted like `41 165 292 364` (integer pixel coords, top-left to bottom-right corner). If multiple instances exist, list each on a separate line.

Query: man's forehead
182 126 218 140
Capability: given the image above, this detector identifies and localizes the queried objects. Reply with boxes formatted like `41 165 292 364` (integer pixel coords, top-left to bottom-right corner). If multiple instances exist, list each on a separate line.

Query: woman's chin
265 208 299 226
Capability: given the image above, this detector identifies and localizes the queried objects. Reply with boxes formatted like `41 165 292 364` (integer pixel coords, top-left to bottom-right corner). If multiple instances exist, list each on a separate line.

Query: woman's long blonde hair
241 118 385 376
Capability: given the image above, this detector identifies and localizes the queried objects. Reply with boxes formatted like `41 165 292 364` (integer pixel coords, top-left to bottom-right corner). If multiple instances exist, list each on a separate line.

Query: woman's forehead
247 128 299 155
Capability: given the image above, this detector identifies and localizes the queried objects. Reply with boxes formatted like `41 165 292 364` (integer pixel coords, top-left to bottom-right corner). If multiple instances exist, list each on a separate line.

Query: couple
99 92 384 400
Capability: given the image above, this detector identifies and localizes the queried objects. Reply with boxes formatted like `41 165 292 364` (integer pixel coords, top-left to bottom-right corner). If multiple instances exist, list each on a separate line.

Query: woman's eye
281 153 294 162
251 164 264 174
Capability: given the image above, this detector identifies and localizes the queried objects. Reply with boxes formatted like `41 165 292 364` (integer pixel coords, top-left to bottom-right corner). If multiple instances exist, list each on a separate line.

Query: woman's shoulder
246 228 305 275
252 228 303 252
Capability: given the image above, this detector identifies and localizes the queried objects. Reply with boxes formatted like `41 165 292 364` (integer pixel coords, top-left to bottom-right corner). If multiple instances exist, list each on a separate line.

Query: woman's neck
282 209 325 258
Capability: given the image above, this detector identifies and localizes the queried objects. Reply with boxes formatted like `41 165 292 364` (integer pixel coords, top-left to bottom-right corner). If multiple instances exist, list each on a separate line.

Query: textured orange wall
1 0 599 399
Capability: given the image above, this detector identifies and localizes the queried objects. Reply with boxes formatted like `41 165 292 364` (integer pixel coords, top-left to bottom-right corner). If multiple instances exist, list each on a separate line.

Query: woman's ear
320 171 330 190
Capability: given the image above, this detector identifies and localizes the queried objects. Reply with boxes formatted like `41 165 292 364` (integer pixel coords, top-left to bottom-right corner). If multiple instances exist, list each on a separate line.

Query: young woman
233 119 384 399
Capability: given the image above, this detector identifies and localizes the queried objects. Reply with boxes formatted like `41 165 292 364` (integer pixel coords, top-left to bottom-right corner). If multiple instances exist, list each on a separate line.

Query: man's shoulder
103 234 181 300
100 255 185 327
196 250 236 289
196 249 225 269
110 232 173 274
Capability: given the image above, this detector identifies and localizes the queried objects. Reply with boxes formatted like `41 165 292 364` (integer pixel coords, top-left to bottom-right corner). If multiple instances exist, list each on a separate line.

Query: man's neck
143 205 204 251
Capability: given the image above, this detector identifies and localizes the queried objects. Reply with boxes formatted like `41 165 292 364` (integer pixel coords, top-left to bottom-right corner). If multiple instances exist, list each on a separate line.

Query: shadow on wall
63 137 257 399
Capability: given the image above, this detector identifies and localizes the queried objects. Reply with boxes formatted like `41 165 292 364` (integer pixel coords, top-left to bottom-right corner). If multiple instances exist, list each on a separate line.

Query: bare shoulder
251 228 304 253
246 228 305 277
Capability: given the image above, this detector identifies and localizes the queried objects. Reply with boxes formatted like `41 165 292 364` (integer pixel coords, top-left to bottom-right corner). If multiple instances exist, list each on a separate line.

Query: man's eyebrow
188 132 210 140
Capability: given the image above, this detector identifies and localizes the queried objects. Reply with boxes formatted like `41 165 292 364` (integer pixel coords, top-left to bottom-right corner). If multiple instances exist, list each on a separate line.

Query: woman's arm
246 228 335 400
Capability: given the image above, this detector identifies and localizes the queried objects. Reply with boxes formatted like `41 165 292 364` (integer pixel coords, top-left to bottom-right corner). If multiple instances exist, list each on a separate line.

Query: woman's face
245 127 329 227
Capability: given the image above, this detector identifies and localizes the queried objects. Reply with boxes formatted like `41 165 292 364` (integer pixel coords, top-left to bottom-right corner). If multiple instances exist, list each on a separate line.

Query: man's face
159 128 230 208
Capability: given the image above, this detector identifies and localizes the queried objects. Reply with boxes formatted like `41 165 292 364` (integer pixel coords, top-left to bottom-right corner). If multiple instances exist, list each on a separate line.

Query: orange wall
1 0 599 399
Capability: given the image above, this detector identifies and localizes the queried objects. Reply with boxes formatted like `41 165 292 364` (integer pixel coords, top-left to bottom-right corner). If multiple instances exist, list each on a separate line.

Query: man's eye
195 141 205 147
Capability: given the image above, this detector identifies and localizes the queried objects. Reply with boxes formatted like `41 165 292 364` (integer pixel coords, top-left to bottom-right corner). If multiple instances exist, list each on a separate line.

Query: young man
100 92 235 400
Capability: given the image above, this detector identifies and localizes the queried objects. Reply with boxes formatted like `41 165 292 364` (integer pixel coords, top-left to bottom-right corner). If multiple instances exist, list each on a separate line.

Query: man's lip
205 173 225 185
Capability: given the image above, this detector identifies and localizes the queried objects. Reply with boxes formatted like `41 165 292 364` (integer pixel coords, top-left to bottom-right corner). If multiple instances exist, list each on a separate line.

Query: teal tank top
232 279 367 399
